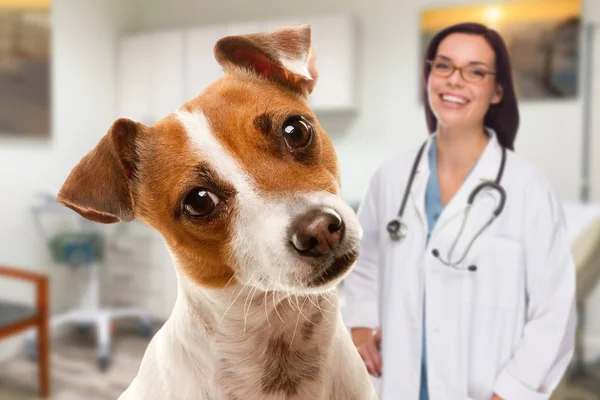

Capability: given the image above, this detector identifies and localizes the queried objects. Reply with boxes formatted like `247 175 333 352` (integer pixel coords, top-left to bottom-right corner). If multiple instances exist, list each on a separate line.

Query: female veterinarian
342 22 576 400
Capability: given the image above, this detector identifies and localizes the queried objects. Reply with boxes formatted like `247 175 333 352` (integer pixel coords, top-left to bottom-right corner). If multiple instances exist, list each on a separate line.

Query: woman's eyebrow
437 54 491 67
468 60 492 67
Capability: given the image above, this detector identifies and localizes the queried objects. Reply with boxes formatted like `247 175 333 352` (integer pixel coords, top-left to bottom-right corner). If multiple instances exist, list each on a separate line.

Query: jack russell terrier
57 25 377 400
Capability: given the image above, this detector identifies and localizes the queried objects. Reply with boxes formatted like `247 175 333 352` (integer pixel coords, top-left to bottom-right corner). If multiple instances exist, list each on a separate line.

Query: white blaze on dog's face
56 25 361 294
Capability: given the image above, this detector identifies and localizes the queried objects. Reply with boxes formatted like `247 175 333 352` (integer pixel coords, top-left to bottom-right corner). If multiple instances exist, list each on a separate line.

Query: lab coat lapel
429 129 504 239
408 135 435 230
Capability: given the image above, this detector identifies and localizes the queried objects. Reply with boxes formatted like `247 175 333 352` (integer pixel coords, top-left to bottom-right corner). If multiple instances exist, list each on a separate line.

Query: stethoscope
386 139 507 272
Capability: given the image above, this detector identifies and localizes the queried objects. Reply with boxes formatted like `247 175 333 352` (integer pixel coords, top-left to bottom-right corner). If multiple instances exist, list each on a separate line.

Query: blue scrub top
420 138 442 400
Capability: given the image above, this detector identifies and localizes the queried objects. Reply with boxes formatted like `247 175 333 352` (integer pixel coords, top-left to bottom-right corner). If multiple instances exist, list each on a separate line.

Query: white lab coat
342 129 576 400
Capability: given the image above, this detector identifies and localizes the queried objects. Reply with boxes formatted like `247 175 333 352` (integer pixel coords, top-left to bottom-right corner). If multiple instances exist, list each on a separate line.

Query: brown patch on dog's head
57 25 358 292
182 72 340 198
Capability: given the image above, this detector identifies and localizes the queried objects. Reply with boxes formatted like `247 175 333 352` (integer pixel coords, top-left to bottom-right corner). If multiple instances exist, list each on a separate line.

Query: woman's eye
434 62 451 70
282 116 314 150
183 188 220 217
469 68 486 77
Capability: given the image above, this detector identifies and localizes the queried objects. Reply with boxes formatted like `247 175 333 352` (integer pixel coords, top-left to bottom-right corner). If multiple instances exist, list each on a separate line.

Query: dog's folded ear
214 24 318 96
57 118 143 224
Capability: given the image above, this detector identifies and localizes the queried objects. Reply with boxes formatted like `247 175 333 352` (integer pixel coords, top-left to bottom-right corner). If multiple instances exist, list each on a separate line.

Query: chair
0 265 49 397
26 192 152 371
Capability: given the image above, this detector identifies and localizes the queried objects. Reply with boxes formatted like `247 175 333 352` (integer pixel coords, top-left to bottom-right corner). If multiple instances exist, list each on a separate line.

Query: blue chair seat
0 301 36 327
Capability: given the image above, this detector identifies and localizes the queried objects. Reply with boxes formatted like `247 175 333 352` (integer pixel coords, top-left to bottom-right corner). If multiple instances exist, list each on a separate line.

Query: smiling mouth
306 251 358 287
440 93 470 106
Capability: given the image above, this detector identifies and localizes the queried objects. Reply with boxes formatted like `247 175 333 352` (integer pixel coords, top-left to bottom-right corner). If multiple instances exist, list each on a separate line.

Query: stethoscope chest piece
387 218 407 241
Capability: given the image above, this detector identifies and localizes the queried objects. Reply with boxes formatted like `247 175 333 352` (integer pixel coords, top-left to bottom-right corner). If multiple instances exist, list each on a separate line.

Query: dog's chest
213 298 335 399
134 293 339 400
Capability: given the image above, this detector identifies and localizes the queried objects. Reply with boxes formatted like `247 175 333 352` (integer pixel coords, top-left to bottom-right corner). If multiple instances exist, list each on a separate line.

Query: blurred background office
0 0 599 398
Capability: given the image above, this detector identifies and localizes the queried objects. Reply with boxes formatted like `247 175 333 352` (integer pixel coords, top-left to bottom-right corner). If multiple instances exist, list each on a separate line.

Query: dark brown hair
423 22 519 150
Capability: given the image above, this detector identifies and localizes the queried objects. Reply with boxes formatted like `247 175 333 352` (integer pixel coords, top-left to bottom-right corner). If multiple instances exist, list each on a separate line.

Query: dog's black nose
290 208 344 256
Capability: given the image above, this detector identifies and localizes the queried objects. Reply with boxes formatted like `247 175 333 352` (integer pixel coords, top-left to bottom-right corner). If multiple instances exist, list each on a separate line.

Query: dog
57 24 377 400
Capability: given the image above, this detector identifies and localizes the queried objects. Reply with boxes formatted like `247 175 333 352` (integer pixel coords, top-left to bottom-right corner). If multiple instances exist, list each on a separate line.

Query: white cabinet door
184 21 262 101
118 30 185 125
117 34 152 123
309 14 357 111
223 21 262 37
185 25 225 100
147 30 185 121
261 17 303 33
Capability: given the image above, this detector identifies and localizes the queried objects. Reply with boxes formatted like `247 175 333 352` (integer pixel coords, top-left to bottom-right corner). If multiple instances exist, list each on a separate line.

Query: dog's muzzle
289 208 345 256
288 207 358 287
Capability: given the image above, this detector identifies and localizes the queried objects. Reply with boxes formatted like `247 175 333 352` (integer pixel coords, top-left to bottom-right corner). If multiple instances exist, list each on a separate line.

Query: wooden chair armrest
0 265 48 284
0 265 49 315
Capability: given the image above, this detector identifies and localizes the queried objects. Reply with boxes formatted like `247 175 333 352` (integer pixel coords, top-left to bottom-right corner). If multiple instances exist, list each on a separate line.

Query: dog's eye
282 116 313 149
183 188 220 217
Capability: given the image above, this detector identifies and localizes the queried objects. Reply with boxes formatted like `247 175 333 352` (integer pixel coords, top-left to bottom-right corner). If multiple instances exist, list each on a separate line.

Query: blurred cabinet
184 24 224 100
117 30 185 125
222 21 263 36
117 14 357 122
307 14 357 111
184 21 262 100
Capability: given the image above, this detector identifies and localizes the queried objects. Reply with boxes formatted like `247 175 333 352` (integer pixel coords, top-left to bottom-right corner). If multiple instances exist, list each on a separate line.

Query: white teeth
442 94 467 104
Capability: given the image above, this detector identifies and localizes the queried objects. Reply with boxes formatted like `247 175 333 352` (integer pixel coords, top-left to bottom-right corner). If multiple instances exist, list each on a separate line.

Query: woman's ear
491 83 504 104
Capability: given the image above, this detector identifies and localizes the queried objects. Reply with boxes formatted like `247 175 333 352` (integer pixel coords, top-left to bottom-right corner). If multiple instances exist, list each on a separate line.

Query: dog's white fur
116 111 377 399
118 272 376 400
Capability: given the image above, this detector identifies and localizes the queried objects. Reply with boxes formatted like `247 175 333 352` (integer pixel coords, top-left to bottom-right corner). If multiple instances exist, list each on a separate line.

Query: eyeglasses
427 57 496 83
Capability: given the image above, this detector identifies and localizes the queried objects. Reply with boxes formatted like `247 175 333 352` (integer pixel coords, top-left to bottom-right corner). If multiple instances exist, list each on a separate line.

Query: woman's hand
351 327 382 377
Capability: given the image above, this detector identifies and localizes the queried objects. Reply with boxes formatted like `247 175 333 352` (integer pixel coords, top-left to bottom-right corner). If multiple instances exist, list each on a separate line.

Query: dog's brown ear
214 24 318 96
57 118 143 224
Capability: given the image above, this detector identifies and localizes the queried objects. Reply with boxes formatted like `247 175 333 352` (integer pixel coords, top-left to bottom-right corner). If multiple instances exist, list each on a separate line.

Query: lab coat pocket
466 236 525 309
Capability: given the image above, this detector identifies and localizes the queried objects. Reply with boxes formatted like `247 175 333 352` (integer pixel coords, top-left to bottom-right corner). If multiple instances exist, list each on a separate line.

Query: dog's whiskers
222 284 247 322
308 294 331 324
242 270 266 335
272 291 285 323
322 291 338 308
221 272 238 293
289 278 315 326
243 282 254 336
286 295 295 310
297 296 317 326
272 270 286 323
294 287 301 312
289 296 308 350
263 285 271 329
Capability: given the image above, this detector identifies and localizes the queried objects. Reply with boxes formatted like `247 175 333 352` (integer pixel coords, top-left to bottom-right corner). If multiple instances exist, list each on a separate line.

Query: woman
341 22 576 400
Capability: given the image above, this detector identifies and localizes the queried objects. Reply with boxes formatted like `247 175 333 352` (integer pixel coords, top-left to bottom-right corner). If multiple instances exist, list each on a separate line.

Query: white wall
125 0 598 206
125 0 600 359
0 0 134 359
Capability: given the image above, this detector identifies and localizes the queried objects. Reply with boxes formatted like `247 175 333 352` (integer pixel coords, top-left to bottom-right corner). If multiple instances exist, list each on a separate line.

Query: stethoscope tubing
386 138 507 270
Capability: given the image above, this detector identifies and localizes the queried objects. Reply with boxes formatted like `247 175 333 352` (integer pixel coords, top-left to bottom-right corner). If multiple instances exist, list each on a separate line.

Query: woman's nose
446 68 465 86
